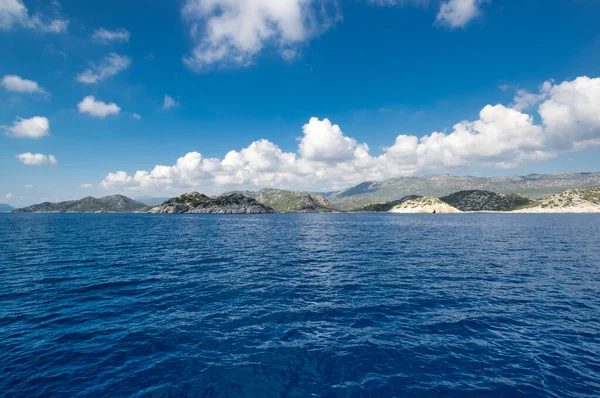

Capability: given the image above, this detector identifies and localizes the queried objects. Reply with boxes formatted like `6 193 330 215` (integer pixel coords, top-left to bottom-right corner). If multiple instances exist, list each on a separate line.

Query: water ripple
1 213 599 397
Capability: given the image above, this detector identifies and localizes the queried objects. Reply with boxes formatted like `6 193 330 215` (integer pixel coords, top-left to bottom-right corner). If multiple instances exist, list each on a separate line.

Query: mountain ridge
227 188 337 213
0 203 14 212
13 195 147 213
325 172 600 210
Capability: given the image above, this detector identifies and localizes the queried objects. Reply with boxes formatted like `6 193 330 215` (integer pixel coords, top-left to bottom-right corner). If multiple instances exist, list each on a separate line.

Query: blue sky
1 0 600 205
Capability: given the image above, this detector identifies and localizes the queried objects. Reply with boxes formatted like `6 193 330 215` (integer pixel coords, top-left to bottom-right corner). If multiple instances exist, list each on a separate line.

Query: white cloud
3 116 50 138
539 76 600 150
1 75 46 94
16 152 57 166
76 53 131 84
163 95 178 110
78 96 121 118
4 193 13 199
81 183 93 188
0 0 68 33
92 28 130 44
101 76 600 194
367 0 429 6
180 0 495 70
24 184 33 188
132 113 142 120
511 80 553 112
181 0 339 70
436 0 483 28
298 117 364 162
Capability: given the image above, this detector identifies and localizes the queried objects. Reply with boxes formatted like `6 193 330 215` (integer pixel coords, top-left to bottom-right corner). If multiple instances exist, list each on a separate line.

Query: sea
1 213 599 397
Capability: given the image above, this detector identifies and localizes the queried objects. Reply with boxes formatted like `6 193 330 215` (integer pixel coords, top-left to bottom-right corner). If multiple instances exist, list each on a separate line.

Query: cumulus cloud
1 75 46 94
16 152 57 166
3 116 50 138
4 193 13 199
436 0 483 28
0 0 67 32
181 0 339 70
539 76 600 150
101 76 600 194
78 96 121 118
162 95 178 110
81 183 93 188
92 28 130 44
510 80 553 112
132 113 142 120
76 53 131 84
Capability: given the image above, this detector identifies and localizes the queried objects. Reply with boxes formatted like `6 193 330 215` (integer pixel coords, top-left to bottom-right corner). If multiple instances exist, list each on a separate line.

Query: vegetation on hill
235 188 338 213
148 192 275 214
354 196 422 212
440 190 531 211
513 187 600 212
13 195 147 213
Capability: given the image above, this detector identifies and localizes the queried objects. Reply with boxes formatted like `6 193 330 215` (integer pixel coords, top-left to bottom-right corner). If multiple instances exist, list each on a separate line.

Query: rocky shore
389 197 462 214
147 192 275 214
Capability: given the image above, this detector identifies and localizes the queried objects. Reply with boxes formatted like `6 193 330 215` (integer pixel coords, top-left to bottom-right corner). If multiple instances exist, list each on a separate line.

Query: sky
1 0 600 206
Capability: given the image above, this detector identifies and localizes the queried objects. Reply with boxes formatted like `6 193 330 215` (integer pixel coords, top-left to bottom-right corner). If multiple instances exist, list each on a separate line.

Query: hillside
326 172 600 210
354 196 422 212
389 197 461 214
513 188 600 213
441 190 531 211
234 188 337 213
148 192 274 214
0 203 14 212
13 195 147 213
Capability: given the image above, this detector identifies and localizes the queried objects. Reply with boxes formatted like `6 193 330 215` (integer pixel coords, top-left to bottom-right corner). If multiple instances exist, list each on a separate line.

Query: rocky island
12 195 147 213
147 192 275 214
513 188 600 213
389 197 462 213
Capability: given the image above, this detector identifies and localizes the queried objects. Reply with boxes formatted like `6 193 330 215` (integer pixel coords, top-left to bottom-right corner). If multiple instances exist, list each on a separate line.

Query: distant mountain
354 196 422 212
440 190 531 212
0 203 14 212
514 188 600 213
326 172 600 210
236 188 337 213
135 196 172 206
148 192 274 214
13 195 147 213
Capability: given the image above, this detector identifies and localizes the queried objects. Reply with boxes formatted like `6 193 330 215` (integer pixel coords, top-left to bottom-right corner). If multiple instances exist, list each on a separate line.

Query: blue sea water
1 213 599 398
